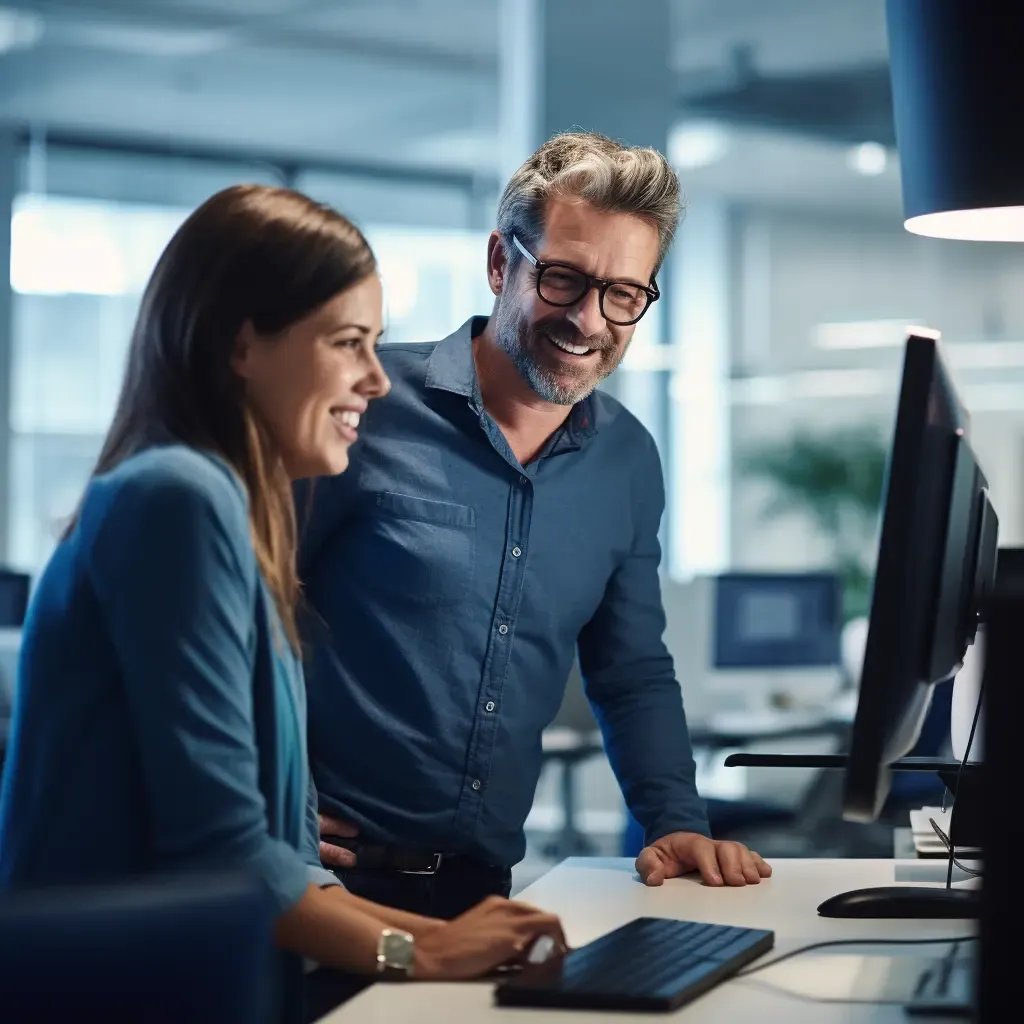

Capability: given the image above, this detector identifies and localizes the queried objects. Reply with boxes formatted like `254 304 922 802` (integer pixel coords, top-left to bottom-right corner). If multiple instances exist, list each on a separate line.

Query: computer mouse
817 885 979 919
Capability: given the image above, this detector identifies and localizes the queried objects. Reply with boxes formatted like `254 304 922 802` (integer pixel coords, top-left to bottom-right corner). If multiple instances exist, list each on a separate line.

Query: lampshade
886 0 1024 241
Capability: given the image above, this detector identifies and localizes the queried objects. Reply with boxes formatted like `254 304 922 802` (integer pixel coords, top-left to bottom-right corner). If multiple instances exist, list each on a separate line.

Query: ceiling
0 0 900 213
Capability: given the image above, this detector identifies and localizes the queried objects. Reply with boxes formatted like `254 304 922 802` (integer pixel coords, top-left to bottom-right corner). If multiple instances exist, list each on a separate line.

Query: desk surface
318 858 976 1023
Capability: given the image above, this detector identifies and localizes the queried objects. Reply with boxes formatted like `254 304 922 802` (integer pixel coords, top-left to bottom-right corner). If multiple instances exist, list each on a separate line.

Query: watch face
381 929 415 971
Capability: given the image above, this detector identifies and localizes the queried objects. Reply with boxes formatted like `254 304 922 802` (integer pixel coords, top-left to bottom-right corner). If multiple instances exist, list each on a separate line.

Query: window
6 148 484 573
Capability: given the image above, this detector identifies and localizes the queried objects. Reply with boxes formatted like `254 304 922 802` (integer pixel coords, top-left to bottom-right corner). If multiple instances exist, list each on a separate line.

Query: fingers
318 813 359 839
635 836 771 887
473 898 568 948
427 904 568 979
635 846 666 886
753 850 773 878
710 842 772 886
688 841 725 886
491 896 546 915
319 839 356 869
508 912 568 958
740 857 762 885
317 814 358 869
708 841 750 886
474 899 568 953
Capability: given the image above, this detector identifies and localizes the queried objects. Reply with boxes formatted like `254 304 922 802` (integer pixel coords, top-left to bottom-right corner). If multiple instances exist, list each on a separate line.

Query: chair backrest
554 659 600 734
0 570 29 628
0 870 274 1023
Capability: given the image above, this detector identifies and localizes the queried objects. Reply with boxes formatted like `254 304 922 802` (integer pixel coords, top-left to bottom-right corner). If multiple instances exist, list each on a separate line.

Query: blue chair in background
0 870 273 1023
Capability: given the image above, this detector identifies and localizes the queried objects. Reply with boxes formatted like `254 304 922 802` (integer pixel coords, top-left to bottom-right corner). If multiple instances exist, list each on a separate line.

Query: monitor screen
713 573 842 669
843 334 997 822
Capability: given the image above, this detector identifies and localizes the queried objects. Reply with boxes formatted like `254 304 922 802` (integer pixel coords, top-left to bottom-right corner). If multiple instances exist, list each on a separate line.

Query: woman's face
233 274 390 479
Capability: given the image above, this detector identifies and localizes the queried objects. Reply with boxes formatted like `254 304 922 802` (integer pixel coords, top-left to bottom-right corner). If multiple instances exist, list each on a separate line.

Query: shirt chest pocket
351 491 476 606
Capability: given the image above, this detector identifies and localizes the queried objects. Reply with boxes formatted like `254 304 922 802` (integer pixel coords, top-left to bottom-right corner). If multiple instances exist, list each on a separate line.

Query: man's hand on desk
319 813 359 869
635 832 772 887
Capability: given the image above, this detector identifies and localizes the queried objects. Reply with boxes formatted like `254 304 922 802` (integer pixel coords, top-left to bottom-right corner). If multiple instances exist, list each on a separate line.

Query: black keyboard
495 916 774 1012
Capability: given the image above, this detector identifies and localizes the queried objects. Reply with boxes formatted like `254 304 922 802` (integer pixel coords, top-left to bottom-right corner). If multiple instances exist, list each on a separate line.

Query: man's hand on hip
635 831 772 887
319 813 359 869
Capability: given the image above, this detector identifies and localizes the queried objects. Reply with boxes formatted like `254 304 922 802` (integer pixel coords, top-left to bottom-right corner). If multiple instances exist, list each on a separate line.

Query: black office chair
0 870 274 1023
0 569 29 627
0 570 26 780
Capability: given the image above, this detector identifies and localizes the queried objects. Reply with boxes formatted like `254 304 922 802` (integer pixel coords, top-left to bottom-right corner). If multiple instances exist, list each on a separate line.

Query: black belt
325 839 450 875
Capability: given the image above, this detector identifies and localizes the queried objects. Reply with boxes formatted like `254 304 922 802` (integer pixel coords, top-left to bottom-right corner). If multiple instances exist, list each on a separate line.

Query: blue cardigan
0 446 337 1016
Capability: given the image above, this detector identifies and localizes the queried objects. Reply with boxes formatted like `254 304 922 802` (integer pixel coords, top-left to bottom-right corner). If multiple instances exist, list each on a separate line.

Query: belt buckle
401 853 443 875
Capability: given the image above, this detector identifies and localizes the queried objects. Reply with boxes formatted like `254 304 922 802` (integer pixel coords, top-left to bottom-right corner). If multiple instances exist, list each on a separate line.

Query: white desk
318 858 976 1023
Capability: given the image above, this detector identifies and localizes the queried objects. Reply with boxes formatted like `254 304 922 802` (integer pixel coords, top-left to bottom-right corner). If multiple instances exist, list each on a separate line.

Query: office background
0 0 1019 872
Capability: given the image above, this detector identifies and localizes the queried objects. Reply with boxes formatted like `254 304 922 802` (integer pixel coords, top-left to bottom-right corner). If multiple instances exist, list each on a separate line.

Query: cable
928 816 982 877
735 935 977 978
943 667 985 889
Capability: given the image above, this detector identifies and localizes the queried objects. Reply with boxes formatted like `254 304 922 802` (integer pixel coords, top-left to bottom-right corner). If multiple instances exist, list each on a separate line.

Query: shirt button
497 623 509 635
471 779 482 791
485 701 496 712
519 475 528 486
511 546 522 558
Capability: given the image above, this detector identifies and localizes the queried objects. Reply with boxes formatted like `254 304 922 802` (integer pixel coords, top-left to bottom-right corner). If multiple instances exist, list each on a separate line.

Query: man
297 131 771 919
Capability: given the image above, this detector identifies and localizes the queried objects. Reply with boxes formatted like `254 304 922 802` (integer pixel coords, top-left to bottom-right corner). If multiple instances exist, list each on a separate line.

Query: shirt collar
425 315 599 440
425 316 487 407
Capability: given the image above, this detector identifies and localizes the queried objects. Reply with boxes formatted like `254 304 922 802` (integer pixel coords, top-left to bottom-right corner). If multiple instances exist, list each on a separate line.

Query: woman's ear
486 231 507 297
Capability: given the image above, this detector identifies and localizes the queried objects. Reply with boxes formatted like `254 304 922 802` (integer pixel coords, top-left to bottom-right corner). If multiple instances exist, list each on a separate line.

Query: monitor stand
817 885 979 919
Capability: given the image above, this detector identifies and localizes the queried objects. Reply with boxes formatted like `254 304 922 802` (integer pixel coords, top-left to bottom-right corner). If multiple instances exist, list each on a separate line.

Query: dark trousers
337 856 512 919
303 857 511 1021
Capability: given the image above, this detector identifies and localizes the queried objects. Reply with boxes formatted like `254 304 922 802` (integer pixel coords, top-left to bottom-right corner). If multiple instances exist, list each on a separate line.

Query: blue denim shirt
297 317 709 866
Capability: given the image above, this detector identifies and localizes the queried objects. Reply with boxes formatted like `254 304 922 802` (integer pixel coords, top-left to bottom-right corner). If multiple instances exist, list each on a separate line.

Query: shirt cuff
645 816 712 846
307 863 344 889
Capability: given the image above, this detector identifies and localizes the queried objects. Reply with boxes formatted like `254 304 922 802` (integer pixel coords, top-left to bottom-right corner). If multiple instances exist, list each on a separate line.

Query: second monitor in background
661 572 844 731
714 573 841 672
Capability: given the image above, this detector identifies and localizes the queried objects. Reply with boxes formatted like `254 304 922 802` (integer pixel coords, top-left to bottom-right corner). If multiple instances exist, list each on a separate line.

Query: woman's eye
333 337 362 349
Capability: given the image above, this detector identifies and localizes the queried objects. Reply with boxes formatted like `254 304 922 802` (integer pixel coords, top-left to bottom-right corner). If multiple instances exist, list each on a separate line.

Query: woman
0 186 563 1019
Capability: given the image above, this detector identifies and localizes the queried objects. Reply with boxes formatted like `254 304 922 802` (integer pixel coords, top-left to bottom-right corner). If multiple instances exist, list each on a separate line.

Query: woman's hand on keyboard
413 895 567 979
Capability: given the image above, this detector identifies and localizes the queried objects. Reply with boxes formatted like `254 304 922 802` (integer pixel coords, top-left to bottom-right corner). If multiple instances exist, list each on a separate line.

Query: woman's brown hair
82 184 376 649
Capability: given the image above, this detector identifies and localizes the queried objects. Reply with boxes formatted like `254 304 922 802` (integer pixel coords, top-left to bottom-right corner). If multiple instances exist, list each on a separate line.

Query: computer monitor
659 572 843 730
817 331 996 919
713 573 841 670
843 332 996 824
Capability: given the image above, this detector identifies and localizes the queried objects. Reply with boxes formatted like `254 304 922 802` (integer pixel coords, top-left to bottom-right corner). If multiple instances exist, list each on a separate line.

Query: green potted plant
737 425 887 622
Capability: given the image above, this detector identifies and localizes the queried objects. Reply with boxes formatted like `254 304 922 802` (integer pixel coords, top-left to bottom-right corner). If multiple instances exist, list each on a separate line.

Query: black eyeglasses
511 234 659 326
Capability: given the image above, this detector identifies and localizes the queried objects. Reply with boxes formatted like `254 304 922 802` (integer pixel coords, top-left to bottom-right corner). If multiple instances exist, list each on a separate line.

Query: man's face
491 197 660 406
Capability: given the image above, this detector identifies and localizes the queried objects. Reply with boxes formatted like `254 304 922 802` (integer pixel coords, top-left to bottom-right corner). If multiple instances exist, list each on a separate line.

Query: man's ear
230 320 257 379
486 231 507 297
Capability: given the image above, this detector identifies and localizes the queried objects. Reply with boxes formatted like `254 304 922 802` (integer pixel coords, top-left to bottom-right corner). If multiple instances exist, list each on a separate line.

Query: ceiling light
670 122 729 170
847 142 888 176
0 7 43 54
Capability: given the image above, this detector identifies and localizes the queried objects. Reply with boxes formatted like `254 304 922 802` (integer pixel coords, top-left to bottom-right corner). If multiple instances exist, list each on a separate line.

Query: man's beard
492 295 627 406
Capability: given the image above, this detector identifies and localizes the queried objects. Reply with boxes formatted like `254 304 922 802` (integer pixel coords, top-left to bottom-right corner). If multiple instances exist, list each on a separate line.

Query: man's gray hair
496 130 683 276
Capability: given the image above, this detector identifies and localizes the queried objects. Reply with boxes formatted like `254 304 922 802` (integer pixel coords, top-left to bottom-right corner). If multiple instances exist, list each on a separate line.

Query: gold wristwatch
376 928 415 979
